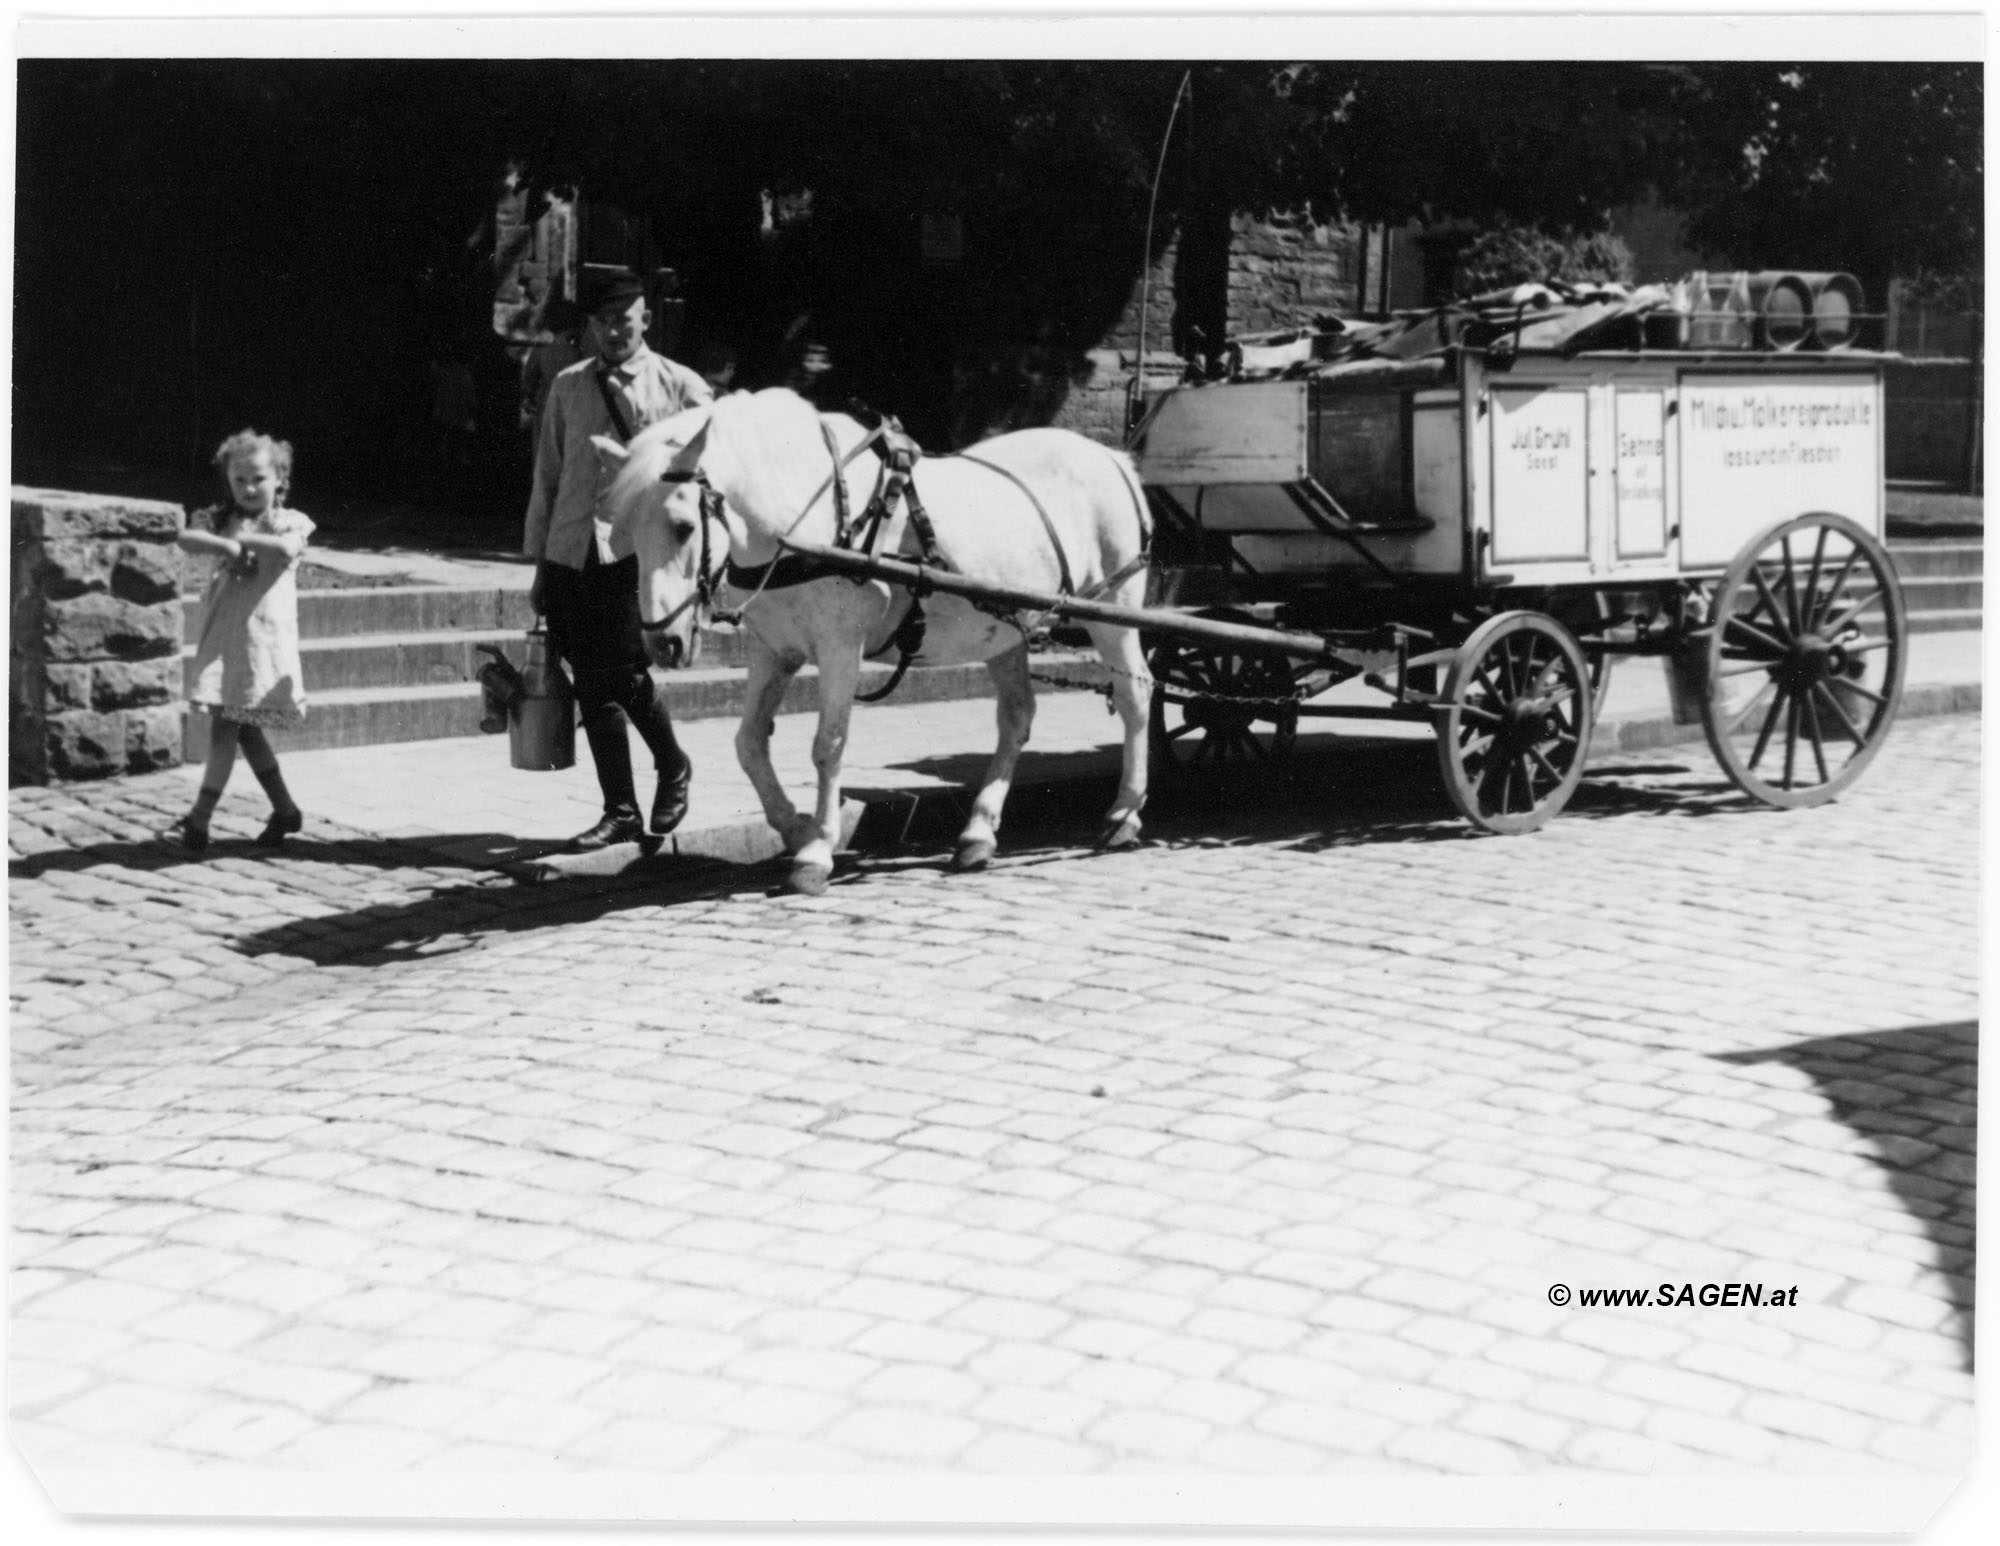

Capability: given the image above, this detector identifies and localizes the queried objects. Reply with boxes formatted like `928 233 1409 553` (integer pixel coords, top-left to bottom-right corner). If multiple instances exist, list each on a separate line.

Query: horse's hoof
787 861 832 897
1097 818 1142 852
951 838 996 872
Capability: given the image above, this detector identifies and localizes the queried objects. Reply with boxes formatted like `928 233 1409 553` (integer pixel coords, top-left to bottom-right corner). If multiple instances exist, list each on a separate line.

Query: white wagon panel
1677 374 1884 567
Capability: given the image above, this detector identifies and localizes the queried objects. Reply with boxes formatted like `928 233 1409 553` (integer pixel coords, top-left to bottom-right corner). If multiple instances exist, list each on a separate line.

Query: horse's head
600 404 726 670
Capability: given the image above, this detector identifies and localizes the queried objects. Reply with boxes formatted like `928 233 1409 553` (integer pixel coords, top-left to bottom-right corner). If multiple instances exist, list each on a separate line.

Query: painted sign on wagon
1490 387 1589 563
1614 390 1669 559
1678 373 1882 567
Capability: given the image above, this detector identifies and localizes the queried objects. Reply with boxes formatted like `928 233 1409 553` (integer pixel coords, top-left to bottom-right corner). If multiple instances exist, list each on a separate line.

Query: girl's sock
189 784 224 826
252 763 300 819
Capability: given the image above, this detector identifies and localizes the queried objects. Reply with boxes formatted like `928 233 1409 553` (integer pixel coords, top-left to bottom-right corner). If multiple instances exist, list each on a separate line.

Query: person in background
165 430 314 854
428 340 479 468
523 266 713 852
783 338 837 404
520 297 586 440
694 340 738 397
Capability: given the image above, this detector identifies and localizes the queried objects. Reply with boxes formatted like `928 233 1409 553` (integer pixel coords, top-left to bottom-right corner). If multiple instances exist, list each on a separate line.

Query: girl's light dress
185 505 316 728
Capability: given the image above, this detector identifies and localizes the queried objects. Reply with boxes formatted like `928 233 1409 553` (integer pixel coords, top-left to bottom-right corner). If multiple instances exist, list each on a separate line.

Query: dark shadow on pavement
227 852 796 969
95 735 1804 972
1720 1022 1976 1373
9 832 564 882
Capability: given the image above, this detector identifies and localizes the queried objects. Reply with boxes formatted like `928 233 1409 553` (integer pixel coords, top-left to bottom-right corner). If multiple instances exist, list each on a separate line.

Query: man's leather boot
568 707 643 852
624 675 692 835
651 755 693 836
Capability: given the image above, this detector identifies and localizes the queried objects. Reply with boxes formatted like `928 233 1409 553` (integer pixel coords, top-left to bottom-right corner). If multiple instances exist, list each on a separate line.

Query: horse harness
655 411 1150 703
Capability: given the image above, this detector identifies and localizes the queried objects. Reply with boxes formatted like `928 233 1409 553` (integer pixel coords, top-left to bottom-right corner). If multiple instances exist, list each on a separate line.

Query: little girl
163 430 314 853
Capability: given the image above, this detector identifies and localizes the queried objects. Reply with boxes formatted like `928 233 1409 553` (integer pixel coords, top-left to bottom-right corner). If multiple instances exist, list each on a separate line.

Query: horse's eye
669 518 697 545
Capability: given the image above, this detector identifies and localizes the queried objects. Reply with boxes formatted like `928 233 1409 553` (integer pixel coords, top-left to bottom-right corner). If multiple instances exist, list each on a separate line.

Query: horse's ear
591 436 631 475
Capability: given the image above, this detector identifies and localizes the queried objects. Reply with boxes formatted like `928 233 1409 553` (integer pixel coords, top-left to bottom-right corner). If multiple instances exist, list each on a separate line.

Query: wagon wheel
1698 511 1906 808
1436 611 1595 835
1542 590 1616 718
1145 620 1303 788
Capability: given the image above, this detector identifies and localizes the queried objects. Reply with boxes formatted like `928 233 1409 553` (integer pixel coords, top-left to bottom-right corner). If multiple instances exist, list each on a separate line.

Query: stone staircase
183 531 1979 757
1888 533 1984 635
182 581 1106 755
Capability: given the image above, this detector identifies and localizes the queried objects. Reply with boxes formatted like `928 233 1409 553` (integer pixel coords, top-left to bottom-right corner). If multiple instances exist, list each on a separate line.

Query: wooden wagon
1123 338 1905 831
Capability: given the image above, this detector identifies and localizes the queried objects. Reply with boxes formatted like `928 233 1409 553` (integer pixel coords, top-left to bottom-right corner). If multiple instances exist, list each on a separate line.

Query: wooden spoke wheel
1540 590 1615 718
1699 511 1907 808
1146 620 1303 786
1436 611 1594 834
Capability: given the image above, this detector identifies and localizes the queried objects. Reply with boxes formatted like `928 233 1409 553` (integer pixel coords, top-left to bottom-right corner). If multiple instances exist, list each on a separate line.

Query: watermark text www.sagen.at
1547 1282 1802 1309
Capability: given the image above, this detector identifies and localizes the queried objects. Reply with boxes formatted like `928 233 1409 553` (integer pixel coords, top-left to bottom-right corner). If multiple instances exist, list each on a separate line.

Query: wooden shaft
776 537 1347 664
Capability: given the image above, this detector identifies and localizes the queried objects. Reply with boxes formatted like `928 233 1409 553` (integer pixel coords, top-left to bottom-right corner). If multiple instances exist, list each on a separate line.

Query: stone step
1897 575 1983 613
1888 538 1983 579
1909 609 1986 636
1889 533 1982 629
290 629 522 692
185 584 535 643
181 531 1978 758
184 652 1109 755
187 617 935 693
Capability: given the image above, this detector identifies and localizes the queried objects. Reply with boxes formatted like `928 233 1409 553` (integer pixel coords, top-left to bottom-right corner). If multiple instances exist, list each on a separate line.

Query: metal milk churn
475 624 575 771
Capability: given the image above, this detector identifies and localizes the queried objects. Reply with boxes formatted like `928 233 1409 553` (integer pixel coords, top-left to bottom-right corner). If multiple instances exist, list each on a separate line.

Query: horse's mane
606 388 884 545
605 400 716 528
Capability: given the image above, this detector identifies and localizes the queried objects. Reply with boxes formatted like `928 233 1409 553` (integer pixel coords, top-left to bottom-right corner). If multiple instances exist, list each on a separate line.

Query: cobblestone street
7 716 1980 1523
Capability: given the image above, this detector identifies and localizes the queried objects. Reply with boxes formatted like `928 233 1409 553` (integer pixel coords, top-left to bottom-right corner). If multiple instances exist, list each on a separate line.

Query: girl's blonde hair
213 429 294 504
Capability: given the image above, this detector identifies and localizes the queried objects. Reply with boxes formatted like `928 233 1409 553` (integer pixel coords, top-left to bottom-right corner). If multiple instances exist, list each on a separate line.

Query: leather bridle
648 415 903 627
634 478 730 637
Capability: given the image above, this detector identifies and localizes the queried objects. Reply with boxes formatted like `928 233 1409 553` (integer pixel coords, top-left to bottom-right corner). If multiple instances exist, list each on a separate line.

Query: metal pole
773 537 1349 665
1127 70 1192 439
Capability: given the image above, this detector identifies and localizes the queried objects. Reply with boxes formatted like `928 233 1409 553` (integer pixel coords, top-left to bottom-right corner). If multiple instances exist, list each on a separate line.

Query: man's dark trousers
541 547 685 825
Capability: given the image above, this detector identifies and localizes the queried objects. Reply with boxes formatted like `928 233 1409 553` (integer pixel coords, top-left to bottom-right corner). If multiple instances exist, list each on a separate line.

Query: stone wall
953 213 1365 450
1227 212 1361 334
11 489 185 785
1048 352 1190 448
1095 240 1181 358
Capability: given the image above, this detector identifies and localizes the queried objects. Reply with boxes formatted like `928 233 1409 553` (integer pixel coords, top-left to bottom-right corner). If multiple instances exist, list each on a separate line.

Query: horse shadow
864 738 1760 860
1718 1022 1976 1373
193 746 1765 970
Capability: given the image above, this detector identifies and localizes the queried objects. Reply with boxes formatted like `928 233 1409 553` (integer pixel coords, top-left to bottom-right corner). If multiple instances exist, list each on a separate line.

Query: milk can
1664 639 1711 727
475 624 575 771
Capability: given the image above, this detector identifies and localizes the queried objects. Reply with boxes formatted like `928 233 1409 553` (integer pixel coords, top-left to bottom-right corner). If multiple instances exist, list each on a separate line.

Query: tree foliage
1661 64 1982 312
1450 226 1637 296
16 59 1980 476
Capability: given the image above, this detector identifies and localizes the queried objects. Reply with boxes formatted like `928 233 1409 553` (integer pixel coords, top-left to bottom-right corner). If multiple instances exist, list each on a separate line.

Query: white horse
599 387 1153 896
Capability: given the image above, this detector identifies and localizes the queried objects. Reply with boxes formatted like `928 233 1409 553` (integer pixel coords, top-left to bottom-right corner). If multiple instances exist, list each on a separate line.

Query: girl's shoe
161 816 210 853
256 808 304 848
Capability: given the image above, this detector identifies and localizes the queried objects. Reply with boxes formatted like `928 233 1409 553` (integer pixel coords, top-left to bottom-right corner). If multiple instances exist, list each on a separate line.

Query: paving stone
8 715 1980 1477
265 1421 450 1469
167 1399 321 1460
1737 1392 1883 1450
1254 1399 1398 1457
960 1429 1109 1472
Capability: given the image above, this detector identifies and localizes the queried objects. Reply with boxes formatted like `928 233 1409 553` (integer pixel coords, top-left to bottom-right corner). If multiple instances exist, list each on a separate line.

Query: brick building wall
1226 212 1362 334
1045 212 1364 446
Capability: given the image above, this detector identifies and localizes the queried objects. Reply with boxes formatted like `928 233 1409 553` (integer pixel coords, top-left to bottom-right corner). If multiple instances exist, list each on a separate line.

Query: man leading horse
523 266 712 852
